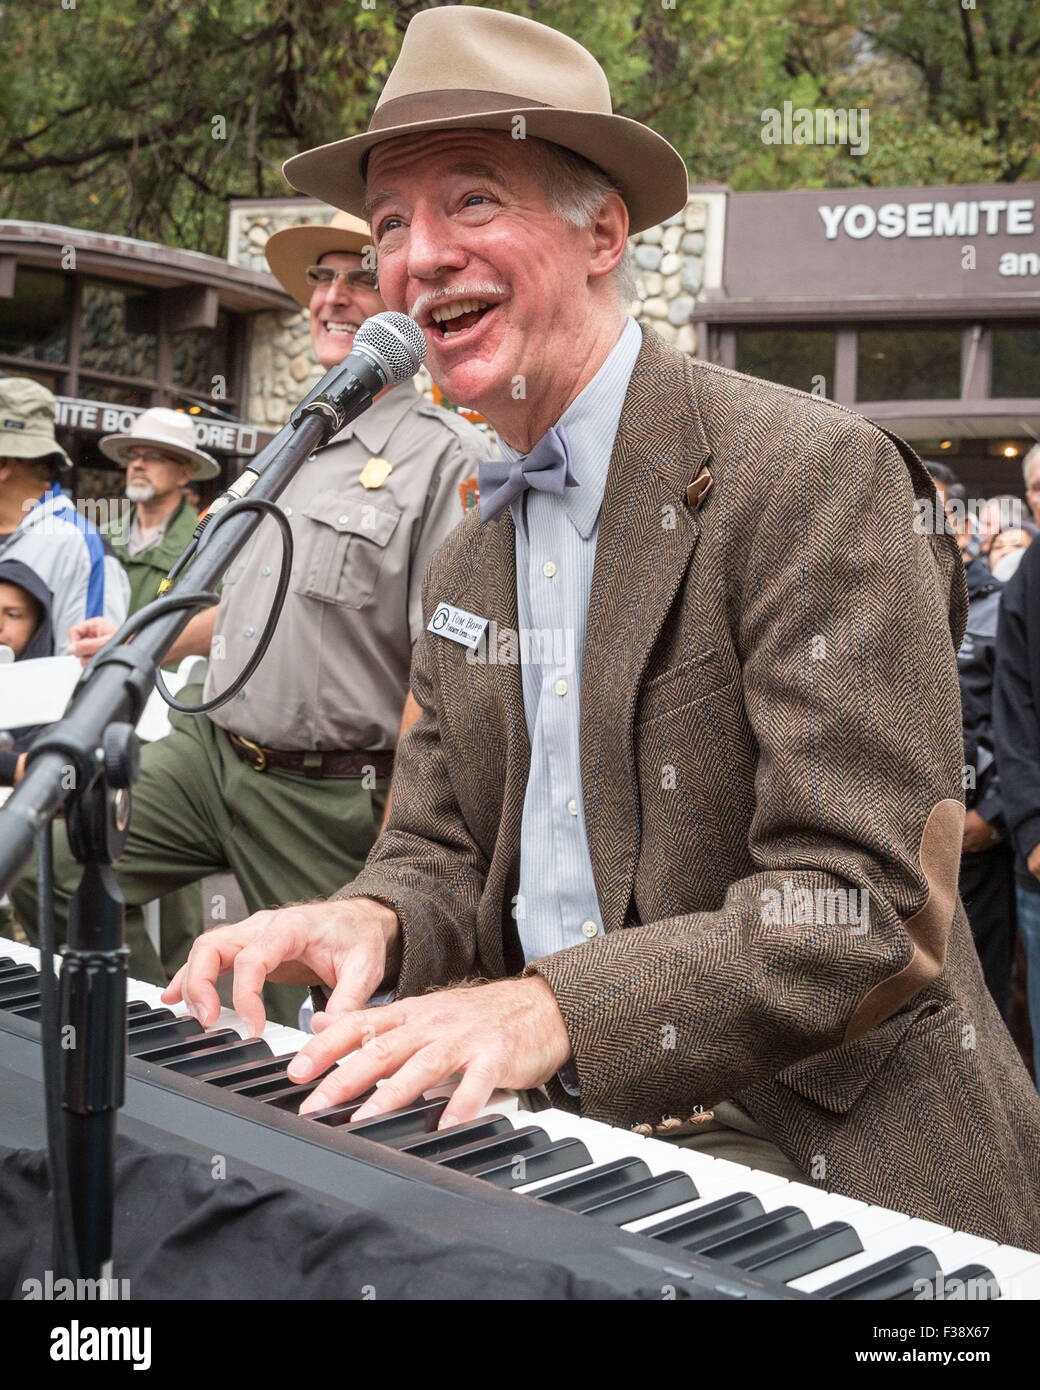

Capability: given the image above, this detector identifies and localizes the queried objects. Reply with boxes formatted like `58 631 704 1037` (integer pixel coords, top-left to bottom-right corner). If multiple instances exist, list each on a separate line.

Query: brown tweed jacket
343 325 1040 1250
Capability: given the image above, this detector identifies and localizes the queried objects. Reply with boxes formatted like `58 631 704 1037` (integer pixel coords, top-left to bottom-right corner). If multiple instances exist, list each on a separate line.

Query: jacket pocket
635 646 732 726
292 489 401 608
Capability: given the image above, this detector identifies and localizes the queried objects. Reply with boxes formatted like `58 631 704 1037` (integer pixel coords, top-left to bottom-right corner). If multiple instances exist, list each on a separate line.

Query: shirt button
243 626 255 638
283 506 293 517
261 565 271 577
581 921 599 939
338 514 350 525
542 560 557 578
235 690 246 700
554 678 568 697
567 798 579 816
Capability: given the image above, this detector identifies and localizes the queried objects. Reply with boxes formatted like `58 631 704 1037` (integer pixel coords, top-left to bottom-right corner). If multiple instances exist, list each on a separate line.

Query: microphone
167 313 427 576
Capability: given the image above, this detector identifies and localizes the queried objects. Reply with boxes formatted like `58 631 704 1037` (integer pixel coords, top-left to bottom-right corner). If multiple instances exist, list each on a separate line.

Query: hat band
368 88 552 133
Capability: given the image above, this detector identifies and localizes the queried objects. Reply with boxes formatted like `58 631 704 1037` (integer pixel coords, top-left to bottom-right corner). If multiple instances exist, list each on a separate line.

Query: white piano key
789 1218 955 1294
975 1246 1040 1299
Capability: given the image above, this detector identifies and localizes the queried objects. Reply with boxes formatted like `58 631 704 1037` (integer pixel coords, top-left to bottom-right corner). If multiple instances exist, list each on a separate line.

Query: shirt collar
329 380 421 457
502 316 643 539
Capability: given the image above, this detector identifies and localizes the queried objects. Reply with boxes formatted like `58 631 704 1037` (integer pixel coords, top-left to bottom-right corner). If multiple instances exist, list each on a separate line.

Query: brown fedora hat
283 6 688 235
264 211 377 307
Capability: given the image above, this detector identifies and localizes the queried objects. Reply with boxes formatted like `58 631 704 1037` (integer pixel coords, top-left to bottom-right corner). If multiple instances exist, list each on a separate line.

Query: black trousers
960 842 1017 1020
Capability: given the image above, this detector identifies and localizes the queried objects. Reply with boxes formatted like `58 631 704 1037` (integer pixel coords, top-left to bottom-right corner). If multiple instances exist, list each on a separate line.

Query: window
991 328 1040 399
857 327 961 401
734 329 836 394
0 267 72 366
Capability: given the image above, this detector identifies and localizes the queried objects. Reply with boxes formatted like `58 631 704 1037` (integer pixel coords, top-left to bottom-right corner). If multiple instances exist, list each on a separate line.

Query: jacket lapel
580 329 711 934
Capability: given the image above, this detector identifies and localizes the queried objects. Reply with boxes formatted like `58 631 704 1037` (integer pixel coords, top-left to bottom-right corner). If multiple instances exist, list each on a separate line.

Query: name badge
427 602 489 649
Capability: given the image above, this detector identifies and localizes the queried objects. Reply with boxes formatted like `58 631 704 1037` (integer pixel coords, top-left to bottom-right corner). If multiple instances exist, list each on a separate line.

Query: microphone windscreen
354 312 427 385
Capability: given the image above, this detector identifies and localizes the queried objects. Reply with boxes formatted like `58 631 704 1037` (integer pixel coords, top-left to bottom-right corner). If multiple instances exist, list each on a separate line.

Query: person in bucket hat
100 407 218 617
14 209 492 1028
0 376 128 662
181 8 1040 1246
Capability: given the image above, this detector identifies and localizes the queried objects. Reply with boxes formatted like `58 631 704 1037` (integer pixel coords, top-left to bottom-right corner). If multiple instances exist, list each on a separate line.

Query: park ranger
100 407 219 618
14 211 491 1024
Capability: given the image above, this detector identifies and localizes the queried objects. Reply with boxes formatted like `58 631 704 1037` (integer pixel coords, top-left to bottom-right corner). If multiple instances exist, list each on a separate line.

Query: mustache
410 282 508 323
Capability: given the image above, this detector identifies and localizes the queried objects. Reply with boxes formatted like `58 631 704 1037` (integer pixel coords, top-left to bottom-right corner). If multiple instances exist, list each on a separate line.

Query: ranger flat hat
0 377 72 471
100 407 220 480
265 211 376 307
283 6 688 235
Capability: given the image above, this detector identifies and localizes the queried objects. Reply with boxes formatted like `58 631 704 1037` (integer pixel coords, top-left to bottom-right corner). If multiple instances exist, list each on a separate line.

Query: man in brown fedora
169 6 1040 1247
13 211 489 1026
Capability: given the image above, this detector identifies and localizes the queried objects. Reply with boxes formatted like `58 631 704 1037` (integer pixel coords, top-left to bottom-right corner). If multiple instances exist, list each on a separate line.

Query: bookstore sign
55 397 259 456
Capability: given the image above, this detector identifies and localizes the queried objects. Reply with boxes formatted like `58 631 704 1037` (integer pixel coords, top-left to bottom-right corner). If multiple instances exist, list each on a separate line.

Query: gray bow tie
477 425 577 522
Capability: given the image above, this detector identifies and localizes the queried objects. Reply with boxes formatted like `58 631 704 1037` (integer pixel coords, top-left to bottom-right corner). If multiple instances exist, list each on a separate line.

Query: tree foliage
0 0 1036 256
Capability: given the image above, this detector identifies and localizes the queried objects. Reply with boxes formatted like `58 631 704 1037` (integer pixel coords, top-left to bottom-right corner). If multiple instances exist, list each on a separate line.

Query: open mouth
428 297 498 343
321 320 362 338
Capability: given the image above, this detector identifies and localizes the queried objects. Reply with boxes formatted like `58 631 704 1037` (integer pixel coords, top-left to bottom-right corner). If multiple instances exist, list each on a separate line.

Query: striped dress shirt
504 315 643 964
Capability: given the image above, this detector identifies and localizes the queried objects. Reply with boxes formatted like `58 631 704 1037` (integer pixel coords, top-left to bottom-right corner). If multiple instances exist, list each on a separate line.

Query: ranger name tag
427 602 489 649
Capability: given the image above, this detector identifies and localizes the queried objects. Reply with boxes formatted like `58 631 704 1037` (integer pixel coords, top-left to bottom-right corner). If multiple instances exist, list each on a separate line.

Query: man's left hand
288 975 572 1128
963 808 999 854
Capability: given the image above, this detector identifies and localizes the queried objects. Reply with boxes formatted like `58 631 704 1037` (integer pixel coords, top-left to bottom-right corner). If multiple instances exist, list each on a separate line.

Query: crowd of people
927 449 1040 1082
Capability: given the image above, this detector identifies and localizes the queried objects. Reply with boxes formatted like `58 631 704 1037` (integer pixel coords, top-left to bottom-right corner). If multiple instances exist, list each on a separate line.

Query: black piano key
819 1246 942 1300
529 1156 651 1211
388 1114 514 1157
0 988 42 1010
692 1206 813 1261
126 1016 204 1054
0 969 41 999
192 1051 299 1087
470 1137 592 1189
164 1039 272 1077
255 1081 324 1110
339 1095 449 1142
133 1028 241 1065
229 1070 296 1098
929 1264 1001 1301
0 963 37 984
302 1098 370 1127
641 1192 761 1246
127 1000 153 1016
432 1124 551 1172
0 956 16 970
740 1221 863 1282
577 1170 697 1225
7 1000 43 1018
127 1007 176 1030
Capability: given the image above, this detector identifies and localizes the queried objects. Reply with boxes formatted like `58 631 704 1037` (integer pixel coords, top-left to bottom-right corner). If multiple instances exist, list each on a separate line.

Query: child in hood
0 558 55 785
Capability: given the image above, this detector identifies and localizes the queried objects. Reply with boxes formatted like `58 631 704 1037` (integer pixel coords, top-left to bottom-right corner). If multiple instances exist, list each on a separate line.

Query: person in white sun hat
99 407 218 617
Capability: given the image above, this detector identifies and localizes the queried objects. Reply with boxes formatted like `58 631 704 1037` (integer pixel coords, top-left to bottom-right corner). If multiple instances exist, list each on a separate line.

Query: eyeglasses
125 448 173 465
304 266 379 291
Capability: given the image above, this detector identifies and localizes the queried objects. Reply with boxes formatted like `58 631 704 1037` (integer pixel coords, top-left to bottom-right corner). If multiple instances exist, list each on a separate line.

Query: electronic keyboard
2 936 1038 1300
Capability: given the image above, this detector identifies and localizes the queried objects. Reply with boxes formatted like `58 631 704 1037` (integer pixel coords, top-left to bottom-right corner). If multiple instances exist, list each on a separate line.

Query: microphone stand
0 355 387 1280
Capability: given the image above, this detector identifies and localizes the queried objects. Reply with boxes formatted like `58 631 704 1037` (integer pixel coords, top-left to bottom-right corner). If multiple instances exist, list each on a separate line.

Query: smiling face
308 251 387 370
366 130 628 449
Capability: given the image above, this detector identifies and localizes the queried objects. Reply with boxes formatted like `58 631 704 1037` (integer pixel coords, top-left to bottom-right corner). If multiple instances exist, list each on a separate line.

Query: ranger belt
227 733 394 780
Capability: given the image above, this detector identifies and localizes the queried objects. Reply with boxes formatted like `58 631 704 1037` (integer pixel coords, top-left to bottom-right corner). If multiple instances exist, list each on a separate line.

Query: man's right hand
67 616 118 664
1029 843 1040 883
162 896 401 1038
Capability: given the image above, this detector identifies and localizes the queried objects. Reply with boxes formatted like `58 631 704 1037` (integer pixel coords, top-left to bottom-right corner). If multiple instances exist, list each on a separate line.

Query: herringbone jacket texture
343 326 1040 1250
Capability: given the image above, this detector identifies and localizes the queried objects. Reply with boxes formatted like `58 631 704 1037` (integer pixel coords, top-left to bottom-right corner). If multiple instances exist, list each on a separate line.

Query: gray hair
1023 442 1040 490
525 138 636 306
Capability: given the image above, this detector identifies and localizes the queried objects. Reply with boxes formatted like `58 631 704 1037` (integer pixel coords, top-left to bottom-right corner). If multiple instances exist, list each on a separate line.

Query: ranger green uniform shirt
105 498 200 617
205 381 492 752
